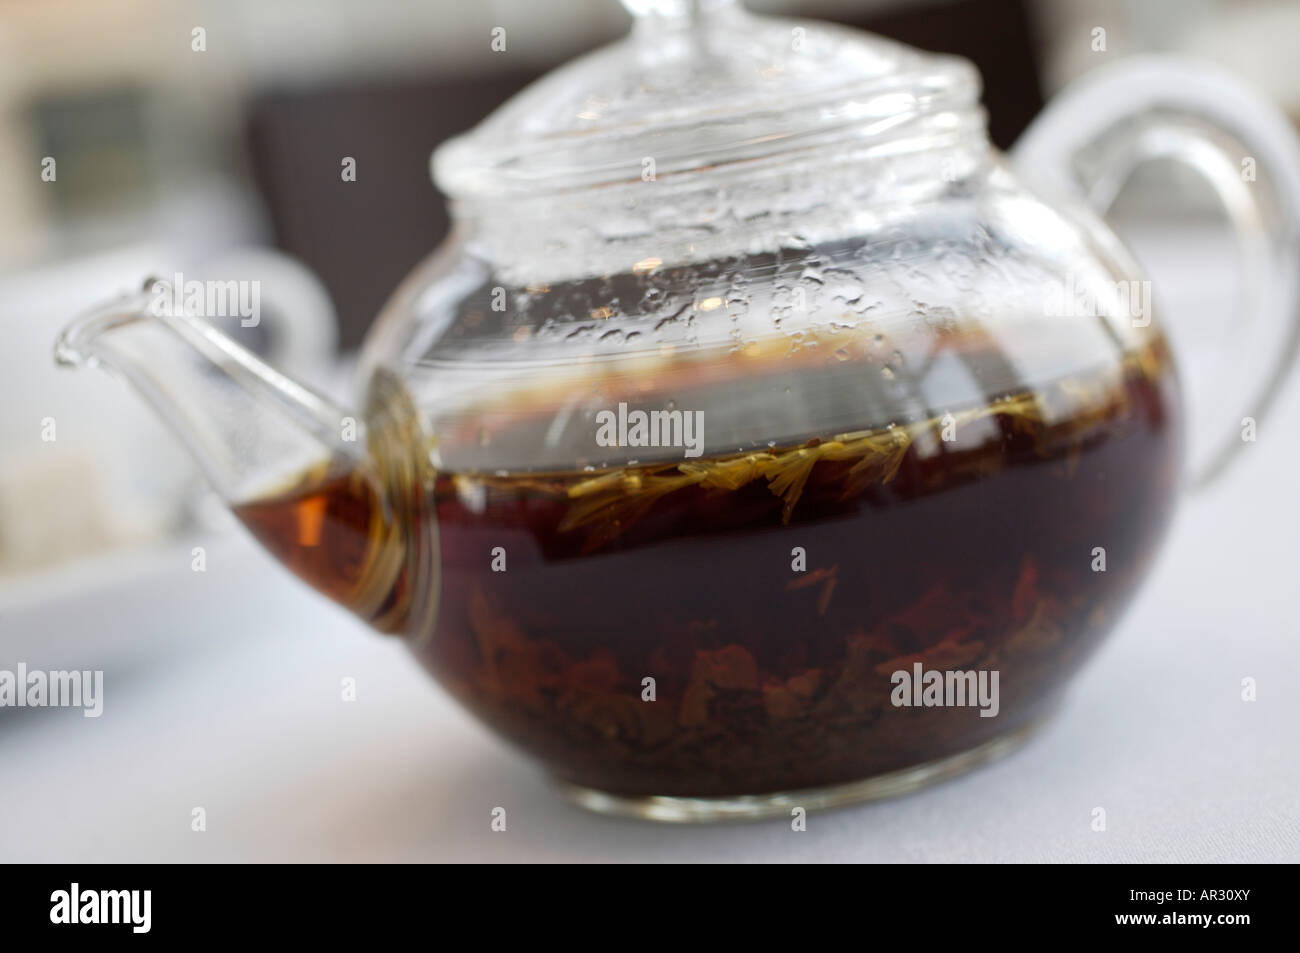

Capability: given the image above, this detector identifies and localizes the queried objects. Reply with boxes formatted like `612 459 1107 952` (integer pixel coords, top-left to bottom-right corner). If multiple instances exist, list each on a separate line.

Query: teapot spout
55 280 410 626
56 278 366 503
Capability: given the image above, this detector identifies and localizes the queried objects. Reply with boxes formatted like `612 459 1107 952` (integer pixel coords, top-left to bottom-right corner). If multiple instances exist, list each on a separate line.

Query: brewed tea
235 330 1180 798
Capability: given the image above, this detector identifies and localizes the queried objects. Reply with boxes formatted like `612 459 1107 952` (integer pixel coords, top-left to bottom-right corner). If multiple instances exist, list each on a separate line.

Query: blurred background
1 0 1298 862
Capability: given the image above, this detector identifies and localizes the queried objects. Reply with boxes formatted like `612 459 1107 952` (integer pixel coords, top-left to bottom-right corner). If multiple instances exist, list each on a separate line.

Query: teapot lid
434 0 978 200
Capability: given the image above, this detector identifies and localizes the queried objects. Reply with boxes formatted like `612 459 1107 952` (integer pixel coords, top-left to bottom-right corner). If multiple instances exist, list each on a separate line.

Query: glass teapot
56 0 1300 820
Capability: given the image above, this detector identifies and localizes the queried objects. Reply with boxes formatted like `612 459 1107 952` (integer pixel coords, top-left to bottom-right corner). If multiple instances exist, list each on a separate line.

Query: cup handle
1011 55 1300 488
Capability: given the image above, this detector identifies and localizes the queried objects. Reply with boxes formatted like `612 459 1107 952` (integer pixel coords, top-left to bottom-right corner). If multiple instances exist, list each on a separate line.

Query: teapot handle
1011 55 1300 488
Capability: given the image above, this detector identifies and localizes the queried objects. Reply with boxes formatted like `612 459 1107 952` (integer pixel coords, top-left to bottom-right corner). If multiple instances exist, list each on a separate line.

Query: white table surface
2 223 1297 863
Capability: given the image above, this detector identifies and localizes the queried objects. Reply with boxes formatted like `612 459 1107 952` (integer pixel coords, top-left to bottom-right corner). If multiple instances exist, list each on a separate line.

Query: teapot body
332 153 1183 805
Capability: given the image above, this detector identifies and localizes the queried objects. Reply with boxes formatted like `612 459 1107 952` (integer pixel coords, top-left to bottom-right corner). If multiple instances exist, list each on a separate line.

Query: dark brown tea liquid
235 334 1181 798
